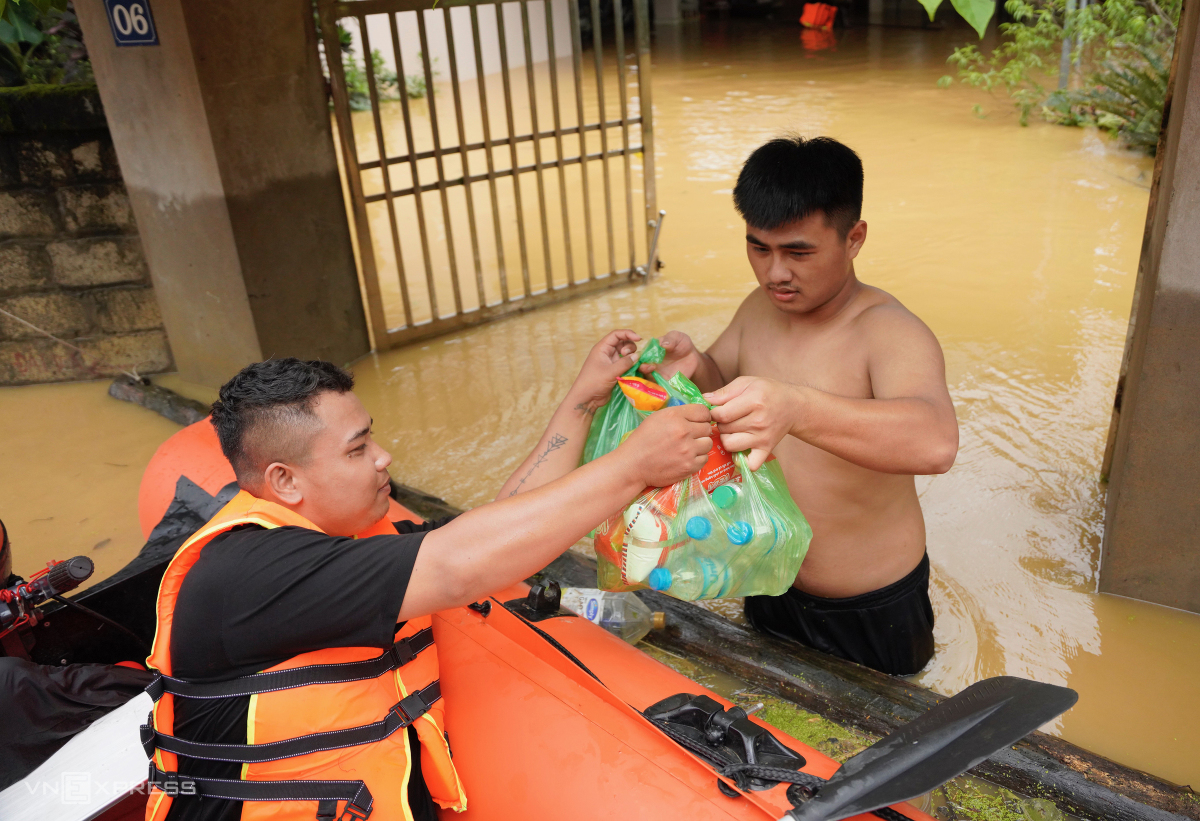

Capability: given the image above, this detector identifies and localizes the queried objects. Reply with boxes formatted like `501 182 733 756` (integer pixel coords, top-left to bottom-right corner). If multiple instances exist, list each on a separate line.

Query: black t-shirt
163 518 450 821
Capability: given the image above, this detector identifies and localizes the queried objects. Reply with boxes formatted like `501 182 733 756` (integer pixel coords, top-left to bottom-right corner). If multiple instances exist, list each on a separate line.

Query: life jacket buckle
390 692 431 727
390 639 417 667
139 721 157 759
338 802 371 821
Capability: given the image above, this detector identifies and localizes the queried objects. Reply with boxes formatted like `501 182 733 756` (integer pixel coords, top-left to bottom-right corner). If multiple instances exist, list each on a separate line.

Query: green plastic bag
582 338 665 465
588 353 812 602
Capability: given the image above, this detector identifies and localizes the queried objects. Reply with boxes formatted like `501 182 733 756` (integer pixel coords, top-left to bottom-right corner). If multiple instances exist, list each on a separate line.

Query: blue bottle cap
711 484 739 509
648 567 672 591
727 521 753 545
685 516 713 540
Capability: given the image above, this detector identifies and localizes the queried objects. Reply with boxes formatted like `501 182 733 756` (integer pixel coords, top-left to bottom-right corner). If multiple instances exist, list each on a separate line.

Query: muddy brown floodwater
3 16 1198 793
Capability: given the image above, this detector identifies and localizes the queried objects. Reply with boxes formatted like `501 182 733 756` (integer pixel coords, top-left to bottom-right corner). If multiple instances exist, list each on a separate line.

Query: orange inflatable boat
123 420 1074 821
130 419 933 821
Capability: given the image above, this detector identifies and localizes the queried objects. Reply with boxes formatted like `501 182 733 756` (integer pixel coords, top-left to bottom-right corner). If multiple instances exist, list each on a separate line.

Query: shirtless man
641 136 959 675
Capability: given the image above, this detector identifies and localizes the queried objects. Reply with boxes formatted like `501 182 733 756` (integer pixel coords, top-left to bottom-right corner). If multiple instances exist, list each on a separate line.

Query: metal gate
317 0 660 349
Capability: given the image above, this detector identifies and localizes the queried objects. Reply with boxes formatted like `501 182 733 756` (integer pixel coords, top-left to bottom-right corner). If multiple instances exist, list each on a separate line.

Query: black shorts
743 553 935 676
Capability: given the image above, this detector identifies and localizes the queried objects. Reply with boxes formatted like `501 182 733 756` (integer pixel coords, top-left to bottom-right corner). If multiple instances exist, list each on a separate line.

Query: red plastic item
800 2 837 29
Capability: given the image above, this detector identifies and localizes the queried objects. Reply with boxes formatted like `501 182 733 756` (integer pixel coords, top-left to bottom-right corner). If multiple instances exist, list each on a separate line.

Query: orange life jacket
141 491 467 821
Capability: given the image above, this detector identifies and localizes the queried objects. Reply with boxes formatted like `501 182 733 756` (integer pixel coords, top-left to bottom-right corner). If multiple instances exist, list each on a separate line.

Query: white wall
346 0 573 85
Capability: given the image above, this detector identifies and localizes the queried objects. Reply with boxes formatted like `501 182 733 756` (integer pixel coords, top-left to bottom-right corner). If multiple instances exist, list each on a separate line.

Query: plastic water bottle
710 482 778 554
560 588 666 644
679 498 724 557
710 482 743 511
647 556 732 601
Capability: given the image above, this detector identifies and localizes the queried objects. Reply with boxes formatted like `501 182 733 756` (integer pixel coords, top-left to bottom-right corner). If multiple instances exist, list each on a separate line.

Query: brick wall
0 86 172 385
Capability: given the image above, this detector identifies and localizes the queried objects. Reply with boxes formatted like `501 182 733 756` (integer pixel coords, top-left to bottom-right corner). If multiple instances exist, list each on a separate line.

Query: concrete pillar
1100 0 1200 613
74 0 369 388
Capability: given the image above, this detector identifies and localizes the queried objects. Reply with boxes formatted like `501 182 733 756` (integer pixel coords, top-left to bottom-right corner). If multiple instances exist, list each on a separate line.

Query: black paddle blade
786 676 1078 821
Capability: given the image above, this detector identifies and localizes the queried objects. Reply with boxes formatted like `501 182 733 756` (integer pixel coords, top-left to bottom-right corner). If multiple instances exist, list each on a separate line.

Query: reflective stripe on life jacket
142 491 467 821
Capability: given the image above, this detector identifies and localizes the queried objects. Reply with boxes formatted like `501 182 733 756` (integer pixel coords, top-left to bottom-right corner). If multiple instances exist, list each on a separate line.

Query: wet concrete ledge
116 381 1200 821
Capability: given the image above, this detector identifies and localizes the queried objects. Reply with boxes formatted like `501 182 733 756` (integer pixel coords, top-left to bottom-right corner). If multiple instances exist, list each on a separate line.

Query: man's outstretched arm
495 330 641 500
706 307 958 475
399 403 714 620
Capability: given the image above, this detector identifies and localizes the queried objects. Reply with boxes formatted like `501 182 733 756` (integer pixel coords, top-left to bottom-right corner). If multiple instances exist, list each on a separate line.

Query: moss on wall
0 84 105 133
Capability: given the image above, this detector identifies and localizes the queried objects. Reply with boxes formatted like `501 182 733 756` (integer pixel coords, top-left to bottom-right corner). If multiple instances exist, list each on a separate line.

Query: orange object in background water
799 1 837 29
616 376 670 411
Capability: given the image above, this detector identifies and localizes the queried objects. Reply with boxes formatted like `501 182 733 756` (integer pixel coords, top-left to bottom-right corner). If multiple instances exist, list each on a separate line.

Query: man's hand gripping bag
586 358 813 602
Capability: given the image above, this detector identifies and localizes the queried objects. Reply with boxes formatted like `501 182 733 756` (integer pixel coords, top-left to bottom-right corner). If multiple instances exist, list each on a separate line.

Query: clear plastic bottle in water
559 588 666 644
647 555 732 601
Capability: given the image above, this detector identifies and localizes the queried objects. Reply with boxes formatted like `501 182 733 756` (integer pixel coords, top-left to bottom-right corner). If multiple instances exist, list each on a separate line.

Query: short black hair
732 136 864 236
210 358 355 490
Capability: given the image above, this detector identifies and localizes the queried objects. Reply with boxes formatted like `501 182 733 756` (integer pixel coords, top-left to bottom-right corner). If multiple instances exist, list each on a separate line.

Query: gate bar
567 0 596 281
363 147 636 201
612 0 636 273
495 0 534 298
443 6 488 308
359 119 634 170
589 0 617 274
543 0 576 285
519 0 555 291
360 15 415 328
388 13 441 319
470 2 511 303
634 0 657 255
417 10 465 315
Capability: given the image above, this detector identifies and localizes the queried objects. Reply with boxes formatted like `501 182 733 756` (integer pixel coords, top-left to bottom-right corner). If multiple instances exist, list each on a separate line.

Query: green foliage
942 0 1178 149
1044 40 1169 150
0 0 90 87
918 0 998 38
339 34 432 111
405 72 426 100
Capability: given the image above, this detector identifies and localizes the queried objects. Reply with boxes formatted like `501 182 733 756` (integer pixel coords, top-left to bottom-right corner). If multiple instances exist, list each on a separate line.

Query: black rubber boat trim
497 596 602 682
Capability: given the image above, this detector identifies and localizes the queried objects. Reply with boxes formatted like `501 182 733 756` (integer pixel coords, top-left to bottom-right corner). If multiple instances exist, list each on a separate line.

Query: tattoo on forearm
509 433 569 496
574 401 599 417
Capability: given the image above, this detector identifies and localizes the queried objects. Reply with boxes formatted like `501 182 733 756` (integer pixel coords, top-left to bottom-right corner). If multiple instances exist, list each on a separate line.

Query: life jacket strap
146 628 434 701
149 764 373 821
142 681 442 763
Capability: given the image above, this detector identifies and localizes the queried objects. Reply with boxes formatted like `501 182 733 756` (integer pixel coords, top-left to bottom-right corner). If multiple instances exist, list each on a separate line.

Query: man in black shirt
161 332 712 821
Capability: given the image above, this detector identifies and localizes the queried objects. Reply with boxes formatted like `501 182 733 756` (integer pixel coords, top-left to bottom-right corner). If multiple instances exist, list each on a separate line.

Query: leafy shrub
1 0 91 87
340 34 431 111
1045 40 1169 151
941 0 1179 151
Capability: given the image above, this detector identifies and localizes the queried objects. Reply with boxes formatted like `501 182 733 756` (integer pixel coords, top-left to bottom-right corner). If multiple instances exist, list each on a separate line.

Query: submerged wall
0 86 171 385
